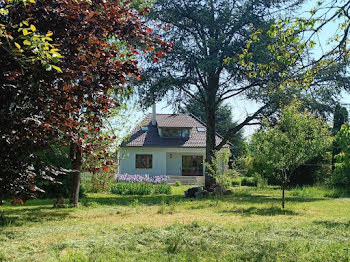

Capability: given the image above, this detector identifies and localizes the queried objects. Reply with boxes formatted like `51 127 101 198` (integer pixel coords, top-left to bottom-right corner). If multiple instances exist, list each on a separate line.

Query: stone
184 187 200 198
223 189 232 195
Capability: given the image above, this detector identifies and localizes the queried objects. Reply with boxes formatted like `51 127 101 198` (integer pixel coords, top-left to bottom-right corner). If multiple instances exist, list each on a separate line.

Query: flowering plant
115 174 169 184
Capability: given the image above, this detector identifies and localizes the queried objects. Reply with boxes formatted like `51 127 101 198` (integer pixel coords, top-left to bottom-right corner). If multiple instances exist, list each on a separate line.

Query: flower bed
115 174 169 184
112 174 171 195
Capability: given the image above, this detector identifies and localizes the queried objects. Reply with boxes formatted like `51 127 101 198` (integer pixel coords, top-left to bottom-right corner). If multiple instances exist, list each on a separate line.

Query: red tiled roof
121 114 225 148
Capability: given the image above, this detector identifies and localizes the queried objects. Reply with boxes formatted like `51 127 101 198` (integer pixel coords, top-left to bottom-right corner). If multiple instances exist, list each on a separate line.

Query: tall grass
289 185 350 198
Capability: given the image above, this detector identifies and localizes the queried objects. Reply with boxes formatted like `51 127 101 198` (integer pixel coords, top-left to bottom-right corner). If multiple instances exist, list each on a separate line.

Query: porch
166 152 205 177
167 175 205 186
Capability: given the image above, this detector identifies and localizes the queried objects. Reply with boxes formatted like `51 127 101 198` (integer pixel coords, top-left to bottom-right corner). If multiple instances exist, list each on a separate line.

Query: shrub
241 177 257 187
81 172 114 193
154 184 172 194
231 177 241 187
174 181 181 187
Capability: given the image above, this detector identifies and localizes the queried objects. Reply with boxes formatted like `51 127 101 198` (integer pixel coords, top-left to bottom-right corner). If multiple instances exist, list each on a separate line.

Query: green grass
1 186 350 261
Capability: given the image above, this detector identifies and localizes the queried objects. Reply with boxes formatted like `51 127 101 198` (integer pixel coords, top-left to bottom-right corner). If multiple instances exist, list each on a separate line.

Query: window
162 128 190 138
141 126 148 131
136 154 152 168
197 127 205 132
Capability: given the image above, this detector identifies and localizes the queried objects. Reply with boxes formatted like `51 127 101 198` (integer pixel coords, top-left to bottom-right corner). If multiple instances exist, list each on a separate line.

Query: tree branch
215 104 269 150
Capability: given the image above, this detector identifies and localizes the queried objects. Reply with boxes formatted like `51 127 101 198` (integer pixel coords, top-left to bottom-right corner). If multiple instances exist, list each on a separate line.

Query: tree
332 104 349 170
333 124 350 187
250 102 333 208
136 0 344 188
0 0 169 205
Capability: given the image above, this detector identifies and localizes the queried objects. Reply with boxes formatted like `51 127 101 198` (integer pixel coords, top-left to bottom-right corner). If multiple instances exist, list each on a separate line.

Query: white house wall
119 147 206 176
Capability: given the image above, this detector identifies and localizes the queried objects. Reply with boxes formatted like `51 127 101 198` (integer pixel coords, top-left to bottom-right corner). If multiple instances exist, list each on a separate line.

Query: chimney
152 104 156 126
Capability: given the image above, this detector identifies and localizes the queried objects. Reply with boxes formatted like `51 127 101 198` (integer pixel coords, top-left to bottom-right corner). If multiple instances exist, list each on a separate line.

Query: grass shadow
313 220 350 229
0 206 73 227
85 194 193 206
220 206 297 216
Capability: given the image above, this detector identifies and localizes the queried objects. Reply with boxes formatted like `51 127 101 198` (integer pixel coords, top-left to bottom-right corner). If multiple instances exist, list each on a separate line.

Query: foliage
0 0 169 203
110 182 171 195
289 154 332 186
241 174 263 187
333 104 349 134
153 184 172 195
241 177 257 187
81 172 115 193
204 149 232 190
231 177 241 187
250 102 333 207
332 124 350 187
174 181 181 187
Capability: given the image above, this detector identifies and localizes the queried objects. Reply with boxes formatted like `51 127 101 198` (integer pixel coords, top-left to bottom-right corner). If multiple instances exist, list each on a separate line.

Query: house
117 106 228 184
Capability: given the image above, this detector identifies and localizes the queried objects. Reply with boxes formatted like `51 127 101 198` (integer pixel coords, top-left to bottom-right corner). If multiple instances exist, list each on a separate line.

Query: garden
2 0 350 261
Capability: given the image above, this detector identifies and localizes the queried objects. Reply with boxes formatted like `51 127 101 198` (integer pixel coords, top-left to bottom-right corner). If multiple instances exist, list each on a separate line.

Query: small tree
204 149 232 205
250 102 333 208
333 124 350 187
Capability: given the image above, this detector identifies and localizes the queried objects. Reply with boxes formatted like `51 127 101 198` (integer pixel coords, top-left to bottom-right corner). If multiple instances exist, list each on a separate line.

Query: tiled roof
121 114 225 148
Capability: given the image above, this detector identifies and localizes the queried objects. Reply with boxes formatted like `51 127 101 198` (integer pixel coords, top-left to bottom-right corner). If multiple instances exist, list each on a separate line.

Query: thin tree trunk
282 185 285 209
281 171 288 209
69 142 82 207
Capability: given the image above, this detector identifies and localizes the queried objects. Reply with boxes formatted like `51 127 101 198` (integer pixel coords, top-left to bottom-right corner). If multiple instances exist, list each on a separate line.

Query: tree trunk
205 80 217 189
281 171 288 209
69 141 82 207
282 185 285 209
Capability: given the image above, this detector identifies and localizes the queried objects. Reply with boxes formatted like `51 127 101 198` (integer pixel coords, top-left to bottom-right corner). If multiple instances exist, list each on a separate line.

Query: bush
110 182 171 195
231 177 241 187
81 172 114 193
37 173 86 199
174 181 181 187
154 184 172 194
241 177 257 187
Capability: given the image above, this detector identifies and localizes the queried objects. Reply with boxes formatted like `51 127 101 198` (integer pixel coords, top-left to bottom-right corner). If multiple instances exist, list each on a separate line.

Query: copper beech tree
0 0 170 206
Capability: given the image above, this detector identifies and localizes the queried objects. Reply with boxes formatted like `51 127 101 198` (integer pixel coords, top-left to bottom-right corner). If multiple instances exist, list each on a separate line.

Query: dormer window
162 128 190 138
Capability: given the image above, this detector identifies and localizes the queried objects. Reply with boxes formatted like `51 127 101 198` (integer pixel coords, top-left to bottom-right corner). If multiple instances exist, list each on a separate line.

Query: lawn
1 186 350 261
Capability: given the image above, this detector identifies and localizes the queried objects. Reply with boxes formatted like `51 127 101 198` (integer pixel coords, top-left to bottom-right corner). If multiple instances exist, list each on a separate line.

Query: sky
115 0 350 139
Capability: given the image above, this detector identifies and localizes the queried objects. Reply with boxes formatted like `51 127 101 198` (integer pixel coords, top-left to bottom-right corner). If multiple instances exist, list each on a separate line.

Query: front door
182 155 203 176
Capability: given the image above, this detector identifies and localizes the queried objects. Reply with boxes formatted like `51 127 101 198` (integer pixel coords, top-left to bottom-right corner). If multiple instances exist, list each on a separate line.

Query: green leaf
23 40 31 46
23 29 29 35
14 42 21 49
52 65 63 73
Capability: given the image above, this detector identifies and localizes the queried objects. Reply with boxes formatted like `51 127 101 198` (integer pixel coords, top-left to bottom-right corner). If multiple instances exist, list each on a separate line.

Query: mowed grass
1 186 350 261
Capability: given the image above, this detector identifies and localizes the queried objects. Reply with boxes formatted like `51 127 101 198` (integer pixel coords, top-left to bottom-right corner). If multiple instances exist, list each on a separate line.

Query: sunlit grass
1 186 350 261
